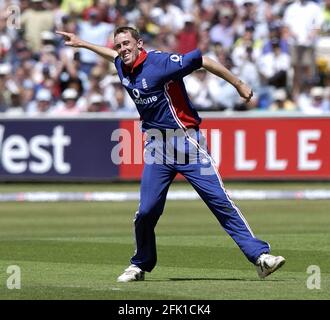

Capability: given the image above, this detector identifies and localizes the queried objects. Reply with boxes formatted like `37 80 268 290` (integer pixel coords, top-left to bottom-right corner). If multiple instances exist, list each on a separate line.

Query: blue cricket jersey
114 48 203 131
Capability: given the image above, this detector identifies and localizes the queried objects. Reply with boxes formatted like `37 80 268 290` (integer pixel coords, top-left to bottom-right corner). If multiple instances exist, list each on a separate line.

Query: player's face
114 32 143 67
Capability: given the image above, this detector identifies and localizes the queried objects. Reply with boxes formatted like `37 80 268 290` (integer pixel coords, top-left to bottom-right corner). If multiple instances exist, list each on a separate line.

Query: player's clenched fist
235 80 253 103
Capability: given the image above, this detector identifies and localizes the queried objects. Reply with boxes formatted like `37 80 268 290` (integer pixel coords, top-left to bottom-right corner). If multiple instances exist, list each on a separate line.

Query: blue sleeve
114 56 122 72
155 49 203 81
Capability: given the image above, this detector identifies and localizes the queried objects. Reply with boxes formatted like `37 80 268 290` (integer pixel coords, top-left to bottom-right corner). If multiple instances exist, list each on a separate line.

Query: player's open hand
56 31 83 48
235 80 253 103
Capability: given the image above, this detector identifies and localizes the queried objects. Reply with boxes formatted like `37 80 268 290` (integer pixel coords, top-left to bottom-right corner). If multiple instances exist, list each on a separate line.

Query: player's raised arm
56 31 118 63
202 55 253 103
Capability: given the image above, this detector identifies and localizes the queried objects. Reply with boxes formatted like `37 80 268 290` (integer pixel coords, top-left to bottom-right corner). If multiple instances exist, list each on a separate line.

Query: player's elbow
202 56 210 68
202 55 217 71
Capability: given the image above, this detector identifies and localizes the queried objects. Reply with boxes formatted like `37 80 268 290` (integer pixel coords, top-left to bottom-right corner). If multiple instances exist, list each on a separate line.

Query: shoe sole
117 278 144 283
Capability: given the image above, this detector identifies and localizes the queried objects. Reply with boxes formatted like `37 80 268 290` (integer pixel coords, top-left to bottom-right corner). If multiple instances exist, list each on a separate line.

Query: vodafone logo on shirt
132 89 140 98
132 89 158 105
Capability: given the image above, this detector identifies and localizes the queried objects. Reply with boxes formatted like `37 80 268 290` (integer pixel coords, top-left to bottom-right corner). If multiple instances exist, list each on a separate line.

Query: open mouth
123 53 130 60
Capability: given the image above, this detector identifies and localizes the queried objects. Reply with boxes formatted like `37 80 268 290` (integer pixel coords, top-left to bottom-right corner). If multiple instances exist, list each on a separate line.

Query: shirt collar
123 49 148 74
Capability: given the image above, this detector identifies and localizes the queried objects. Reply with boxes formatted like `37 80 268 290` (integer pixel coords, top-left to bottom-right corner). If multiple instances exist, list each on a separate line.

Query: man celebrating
57 27 285 282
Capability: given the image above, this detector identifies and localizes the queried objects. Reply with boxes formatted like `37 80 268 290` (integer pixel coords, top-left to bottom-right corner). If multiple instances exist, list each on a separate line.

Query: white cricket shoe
256 254 285 279
117 265 145 282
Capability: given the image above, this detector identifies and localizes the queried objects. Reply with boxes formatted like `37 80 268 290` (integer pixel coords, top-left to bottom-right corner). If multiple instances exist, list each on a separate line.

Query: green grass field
0 182 329 300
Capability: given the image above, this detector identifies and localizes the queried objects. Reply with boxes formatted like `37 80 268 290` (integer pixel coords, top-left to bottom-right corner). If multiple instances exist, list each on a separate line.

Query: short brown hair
114 26 141 41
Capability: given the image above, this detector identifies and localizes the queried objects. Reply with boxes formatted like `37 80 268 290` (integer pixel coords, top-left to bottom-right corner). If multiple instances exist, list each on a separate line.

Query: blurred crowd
0 0 329 115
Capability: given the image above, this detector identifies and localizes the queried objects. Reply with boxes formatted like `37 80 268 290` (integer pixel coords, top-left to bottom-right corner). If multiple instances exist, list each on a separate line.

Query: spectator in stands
82 0 106 22
48 0 67 31
53 88 81 115
298 86 329 114
176 15 199 54
4 88 24 115
57 13 78 35
86 93 110 112
0 0 326 115
115 0 138 24
315 0 330 87
324 86 330 110
150 0 185 33
32 45 62 99
258 37 291 89
20 79 36 110
262 21 289 55
230 21 262 108
208 42 242 110
320 0 330 36
40 30 57 49
26 88 53 115
16 0 30 13
231 22 262 68
12 64 33 107
135 14 157 46
269 88 296 111
235 44 261 110
20 0 55 54
60 0 92 16
32 43 59 85
209 7 237 50
0 15 12 63
184 68 224 111
59 51 88 95
99 73 135 112
235 0 268 42
78 8 113 75
11 39 35 70
283 0 323 97
83 65 104 97
198 23 214 57
0 63 13 112
256 37 290 109
115 85 138 113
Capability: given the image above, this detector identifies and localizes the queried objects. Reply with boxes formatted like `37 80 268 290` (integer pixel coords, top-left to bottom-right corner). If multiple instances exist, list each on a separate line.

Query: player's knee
136 205 161 221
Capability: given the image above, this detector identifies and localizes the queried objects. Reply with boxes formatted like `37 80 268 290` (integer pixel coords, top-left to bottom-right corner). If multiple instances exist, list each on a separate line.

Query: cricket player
56 26 285 282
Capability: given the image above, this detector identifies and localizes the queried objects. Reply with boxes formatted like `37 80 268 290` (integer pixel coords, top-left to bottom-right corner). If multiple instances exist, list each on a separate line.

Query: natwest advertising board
119 117 330 180
0 119 119 181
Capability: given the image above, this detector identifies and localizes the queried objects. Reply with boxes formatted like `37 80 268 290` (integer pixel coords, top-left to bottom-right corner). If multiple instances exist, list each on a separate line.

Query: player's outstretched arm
56 31 118 63
202 56 253 103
